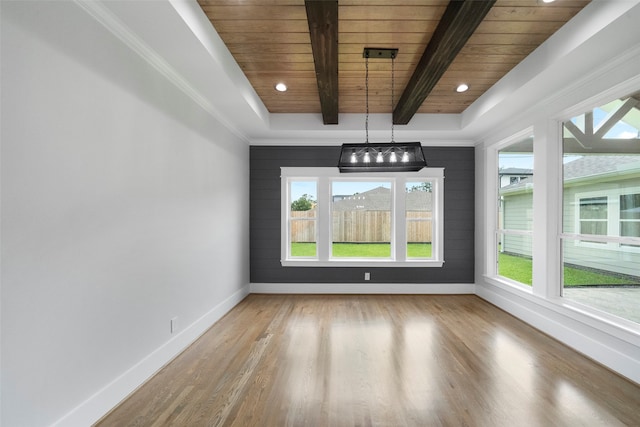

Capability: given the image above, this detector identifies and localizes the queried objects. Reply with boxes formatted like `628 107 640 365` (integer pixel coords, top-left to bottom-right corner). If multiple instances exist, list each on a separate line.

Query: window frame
572 187 640 253
286 178 319 260
281 167 445 267
576 194 608 246
492 131 535 288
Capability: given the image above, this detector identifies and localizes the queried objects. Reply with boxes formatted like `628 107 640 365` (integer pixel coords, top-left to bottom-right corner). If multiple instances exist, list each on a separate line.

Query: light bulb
363 149 370 163
376 151 384 163
350 150 357 163
402 150 409 162
389 148 397 163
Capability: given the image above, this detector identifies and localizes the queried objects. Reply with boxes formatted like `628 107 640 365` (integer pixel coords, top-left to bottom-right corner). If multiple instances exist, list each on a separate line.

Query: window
571 191 640 250
288 180 317 258
496 134 534 286
579 196 608 235
331 181 392 258
281 167 444 267
578 196 608 244
405 181 433 259
561 91 640 324
620 193 640 247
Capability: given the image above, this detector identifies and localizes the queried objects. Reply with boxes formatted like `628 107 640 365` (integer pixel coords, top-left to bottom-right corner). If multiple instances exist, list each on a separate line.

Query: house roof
332 186 432 211
499 167 533 176
501 155 640 194
563 155 640 181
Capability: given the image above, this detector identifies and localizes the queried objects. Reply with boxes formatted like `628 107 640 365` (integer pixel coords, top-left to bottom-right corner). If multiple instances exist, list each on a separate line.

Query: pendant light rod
365 52 369 143
391 54 395 143
363 48 398 144
338 48 425 173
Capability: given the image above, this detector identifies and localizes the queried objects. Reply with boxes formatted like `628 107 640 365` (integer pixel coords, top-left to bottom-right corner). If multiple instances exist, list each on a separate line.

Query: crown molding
73 0 251 144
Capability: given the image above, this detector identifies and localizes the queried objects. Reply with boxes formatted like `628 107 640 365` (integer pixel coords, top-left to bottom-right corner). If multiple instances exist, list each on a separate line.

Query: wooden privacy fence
290 210 317 242
290 210 432 243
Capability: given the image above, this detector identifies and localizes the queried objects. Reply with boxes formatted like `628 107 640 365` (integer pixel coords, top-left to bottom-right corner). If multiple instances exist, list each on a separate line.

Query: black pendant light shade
338 142 426 172
338 48 427 173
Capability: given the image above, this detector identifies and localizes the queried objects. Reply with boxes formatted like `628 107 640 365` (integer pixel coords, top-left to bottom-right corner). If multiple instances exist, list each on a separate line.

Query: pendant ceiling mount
363 47 398 59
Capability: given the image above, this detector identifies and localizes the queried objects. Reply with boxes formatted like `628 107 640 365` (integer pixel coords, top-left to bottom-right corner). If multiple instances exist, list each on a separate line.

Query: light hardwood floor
96 294 640 426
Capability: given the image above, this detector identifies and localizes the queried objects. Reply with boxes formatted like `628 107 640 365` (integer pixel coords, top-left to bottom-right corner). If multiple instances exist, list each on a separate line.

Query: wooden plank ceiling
198 0 591 123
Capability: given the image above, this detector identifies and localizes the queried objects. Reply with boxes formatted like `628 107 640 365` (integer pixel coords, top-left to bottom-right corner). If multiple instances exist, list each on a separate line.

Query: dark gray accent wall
250 146 474 283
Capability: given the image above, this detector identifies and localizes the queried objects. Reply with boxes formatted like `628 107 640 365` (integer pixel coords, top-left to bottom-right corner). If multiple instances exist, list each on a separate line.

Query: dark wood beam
393 0 496 125
305 0 339 125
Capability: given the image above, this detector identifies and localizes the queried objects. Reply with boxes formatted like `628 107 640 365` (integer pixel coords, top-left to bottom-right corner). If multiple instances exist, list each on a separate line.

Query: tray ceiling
197 0 591 123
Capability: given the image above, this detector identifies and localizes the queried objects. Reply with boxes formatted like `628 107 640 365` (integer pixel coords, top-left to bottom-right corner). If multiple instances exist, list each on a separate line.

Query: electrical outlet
170 317 178 334
364 272 370 281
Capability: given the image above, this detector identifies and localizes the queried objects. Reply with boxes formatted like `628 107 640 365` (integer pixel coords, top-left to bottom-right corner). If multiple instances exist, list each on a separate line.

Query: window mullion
317 177 331 261
394 179 407 261
282 177 290 262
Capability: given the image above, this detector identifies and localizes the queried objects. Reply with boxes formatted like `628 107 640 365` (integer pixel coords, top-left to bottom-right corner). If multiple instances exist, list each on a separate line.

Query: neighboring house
500 156 640 277
498 167 533 188
332 186 432 211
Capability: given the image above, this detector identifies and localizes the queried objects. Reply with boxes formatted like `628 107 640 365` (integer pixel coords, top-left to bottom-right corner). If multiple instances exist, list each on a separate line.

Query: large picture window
561 91 640 324
331 181 392 258
281 167 444 267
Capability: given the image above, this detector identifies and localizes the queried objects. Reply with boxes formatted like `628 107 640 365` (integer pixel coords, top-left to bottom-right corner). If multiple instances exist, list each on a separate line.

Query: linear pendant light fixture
338 48 427 173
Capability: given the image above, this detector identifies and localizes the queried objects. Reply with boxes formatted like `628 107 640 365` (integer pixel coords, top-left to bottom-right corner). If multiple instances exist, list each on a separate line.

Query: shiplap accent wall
250 146 474 284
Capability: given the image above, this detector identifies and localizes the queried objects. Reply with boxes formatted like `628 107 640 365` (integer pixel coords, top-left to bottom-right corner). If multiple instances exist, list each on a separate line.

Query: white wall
1 2 250 425
475 2 640 385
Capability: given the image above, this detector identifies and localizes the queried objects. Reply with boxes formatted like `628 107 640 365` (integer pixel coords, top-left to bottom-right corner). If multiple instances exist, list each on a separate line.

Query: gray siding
250 146 475 283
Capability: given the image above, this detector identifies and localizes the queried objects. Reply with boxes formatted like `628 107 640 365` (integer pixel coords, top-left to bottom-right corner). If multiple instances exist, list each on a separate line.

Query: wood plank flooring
96 295 640 426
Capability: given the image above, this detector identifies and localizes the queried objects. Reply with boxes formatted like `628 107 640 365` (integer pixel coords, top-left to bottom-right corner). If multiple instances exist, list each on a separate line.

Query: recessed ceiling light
456 83 469 93
275 82 287 92
542 0 555 3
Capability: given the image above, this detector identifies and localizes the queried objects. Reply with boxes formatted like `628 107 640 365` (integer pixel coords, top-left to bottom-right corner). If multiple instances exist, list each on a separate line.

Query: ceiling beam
305 0 339 125
393 0 496 125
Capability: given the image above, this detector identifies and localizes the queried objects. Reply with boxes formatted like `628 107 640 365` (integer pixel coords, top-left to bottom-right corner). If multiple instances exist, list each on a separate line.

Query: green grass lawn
498 252 637 286
291 242 432 258
291 244 635 286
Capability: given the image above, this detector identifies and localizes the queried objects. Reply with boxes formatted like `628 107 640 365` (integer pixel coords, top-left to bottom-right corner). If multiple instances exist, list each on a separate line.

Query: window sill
483 274 534 293
281 259 445 268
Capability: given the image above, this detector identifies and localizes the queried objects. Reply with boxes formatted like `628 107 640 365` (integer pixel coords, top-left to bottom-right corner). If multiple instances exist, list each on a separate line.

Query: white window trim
281 167 445 267
490 128 535 287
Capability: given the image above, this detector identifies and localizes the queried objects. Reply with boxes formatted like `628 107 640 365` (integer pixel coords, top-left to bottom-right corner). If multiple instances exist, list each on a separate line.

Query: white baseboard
476 280 640 385
52 285 250 427
250 282 476 294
